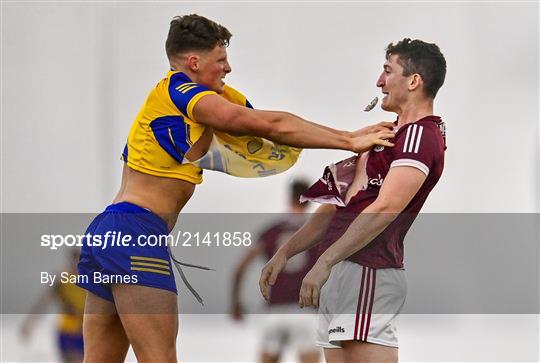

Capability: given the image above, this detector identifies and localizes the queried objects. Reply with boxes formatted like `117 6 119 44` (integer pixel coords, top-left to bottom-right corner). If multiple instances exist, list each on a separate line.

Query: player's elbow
263 112 296 140
369 198 405 215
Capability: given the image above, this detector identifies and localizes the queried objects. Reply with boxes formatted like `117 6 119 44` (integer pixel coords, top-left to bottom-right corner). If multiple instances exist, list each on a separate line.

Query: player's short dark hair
166 14 232 59
386 38 446 98
291 180 310 205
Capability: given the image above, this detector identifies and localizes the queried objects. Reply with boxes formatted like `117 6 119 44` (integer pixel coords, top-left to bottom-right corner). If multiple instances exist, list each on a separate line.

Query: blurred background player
20 249 85 363
231 179 320 363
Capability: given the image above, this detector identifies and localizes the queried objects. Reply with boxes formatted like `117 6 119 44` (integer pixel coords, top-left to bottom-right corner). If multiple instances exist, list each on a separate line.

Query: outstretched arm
259 204 336 301
192 95 394 153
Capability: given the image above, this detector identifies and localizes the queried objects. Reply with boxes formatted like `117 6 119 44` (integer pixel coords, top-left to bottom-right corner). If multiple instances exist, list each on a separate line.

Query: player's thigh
341 340 398 363
324 347 346 363
82 292 130 363
112 284 178 360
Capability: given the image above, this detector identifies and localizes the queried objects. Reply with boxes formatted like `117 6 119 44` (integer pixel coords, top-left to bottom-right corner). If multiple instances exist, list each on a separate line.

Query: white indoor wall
2 2 538 213
1 4 539 363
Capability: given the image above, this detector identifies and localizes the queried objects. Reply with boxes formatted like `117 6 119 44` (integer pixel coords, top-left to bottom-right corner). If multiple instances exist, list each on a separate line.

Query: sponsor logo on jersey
368 173 384 186
373 145 385 152
247 139 263 154
329 326 345 334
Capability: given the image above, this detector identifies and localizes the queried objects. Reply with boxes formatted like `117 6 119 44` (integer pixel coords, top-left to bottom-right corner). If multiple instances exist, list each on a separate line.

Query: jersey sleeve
390 123 442 176
168 72 216 120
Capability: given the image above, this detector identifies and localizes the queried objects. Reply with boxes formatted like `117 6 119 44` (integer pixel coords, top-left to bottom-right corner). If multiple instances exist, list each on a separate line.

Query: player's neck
396 98 434 128
169 63 198 82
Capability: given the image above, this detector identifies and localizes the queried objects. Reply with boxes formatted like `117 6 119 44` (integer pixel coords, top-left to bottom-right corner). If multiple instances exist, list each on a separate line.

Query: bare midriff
114 164 196 232
114 128 215 231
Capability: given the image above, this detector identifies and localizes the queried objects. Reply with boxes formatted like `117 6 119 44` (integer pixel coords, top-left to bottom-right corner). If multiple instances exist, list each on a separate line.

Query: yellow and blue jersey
121 71 253 184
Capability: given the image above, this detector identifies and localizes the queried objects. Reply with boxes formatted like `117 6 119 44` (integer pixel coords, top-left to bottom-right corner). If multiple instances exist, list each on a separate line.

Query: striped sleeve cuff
186 91 216 121
390 159 429 176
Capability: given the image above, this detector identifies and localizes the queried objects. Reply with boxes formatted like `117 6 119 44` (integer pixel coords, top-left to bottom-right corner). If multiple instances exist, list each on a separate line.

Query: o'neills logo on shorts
329 326 345 334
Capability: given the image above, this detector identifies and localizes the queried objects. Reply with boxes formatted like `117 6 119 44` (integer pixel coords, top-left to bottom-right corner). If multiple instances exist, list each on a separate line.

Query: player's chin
213 83 225 94
381 101 393 112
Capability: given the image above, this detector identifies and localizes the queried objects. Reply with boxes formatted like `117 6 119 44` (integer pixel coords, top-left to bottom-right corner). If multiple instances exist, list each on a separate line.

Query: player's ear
408 73 423 92
186 54 200 72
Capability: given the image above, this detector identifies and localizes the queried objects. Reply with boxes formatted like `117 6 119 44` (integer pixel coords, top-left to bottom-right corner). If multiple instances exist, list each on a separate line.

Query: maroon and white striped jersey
305 115 446 269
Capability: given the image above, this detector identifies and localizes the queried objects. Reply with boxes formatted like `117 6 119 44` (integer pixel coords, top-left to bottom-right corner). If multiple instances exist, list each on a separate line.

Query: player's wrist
316 253 336 270
340 131 354 151
340 129 353 138
276 246 292 260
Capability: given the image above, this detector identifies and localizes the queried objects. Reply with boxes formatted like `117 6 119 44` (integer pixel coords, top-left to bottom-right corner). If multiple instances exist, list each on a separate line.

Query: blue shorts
77 202 177 302
58 332 84 354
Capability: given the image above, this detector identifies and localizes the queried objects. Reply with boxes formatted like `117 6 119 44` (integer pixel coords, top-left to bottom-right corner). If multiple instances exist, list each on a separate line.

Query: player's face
196 45 231 93
376 54 410 112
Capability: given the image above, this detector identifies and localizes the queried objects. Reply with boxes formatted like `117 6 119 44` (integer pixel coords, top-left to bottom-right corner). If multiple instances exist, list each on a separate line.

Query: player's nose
224 61 232 74
376 74 385 87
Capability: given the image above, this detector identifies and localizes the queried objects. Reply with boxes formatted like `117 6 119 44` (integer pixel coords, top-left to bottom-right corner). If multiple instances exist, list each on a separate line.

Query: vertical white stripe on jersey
403 126 412 152
413 126 424 153
407 124 418 152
